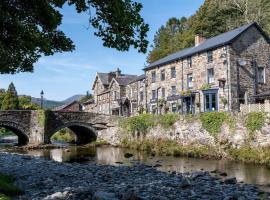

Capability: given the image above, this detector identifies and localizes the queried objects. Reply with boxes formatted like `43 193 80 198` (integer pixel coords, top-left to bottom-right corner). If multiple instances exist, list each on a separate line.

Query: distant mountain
31 94 84 109
61 95 84 104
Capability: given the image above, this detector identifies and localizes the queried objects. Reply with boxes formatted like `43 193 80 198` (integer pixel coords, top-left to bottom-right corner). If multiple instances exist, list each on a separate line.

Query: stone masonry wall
145 45 230 113
98 113 270 148
229 26 270 110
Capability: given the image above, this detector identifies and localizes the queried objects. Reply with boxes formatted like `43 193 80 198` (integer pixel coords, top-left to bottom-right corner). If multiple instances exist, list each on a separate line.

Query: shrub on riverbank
120 113 179 134
200 112 235 138
0 172 22 199
244 112 266 135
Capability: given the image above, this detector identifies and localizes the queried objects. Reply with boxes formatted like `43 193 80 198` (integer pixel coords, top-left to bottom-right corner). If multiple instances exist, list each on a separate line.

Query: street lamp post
40 90 44 109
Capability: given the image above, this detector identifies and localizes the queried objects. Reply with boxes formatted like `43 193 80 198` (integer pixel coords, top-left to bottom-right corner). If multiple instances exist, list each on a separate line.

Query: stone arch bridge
0 111 119 145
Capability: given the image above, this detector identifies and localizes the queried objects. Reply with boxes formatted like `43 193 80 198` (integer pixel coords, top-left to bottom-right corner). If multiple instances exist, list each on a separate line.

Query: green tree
0 0 149 74
18 95 40 110
1 82 19 110
0 89 6 109
79 91 93 103
147 17 189 63
147 0 270 64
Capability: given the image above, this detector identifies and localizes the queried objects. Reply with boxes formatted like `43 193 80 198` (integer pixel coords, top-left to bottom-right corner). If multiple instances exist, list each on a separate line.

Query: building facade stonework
87 23 270 116
88 68 145 116
144 22 270 114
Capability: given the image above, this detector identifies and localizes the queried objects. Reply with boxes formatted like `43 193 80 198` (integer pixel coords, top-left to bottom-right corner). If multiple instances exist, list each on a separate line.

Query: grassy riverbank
119 112 270 166
121 138 270 165
0 172 22 200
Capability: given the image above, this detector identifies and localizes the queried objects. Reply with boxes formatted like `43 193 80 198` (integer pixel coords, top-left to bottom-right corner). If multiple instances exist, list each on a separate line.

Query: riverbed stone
0 152 268 200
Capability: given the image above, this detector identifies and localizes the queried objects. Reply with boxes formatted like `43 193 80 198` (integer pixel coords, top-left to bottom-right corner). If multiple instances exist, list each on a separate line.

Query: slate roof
97 73 110 85
115 75 138 86
53 101 79 111
129 74 146 84
145 22 268 70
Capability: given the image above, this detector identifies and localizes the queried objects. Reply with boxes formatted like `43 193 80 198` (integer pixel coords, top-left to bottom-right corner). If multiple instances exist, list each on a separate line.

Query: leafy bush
120 114 156 134
244 112 266 134
121 113 179 134
200 112 235 137
159 114 179 129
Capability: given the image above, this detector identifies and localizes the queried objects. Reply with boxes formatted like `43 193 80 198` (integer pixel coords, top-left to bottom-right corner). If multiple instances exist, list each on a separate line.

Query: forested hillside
147 0 270 63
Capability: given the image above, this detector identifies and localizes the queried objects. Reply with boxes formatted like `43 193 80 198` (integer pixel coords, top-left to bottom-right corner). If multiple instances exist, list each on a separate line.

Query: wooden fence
240 100 270 113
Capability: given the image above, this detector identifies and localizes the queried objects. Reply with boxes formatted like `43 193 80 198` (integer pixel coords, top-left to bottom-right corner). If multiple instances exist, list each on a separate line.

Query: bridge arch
47 122 97 144
0 121 29 145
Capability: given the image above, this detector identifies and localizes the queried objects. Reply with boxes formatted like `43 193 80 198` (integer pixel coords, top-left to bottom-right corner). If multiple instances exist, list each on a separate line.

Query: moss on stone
244 112 266 136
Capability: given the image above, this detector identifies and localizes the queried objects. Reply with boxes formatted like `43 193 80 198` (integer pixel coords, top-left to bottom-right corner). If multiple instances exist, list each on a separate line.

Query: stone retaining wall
97 113 270 148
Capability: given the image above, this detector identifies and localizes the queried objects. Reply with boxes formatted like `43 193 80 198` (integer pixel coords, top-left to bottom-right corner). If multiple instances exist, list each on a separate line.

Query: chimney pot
195 34 206 46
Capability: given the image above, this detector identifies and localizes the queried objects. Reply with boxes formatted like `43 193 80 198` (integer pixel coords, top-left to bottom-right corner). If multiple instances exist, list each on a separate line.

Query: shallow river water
1 140 270 192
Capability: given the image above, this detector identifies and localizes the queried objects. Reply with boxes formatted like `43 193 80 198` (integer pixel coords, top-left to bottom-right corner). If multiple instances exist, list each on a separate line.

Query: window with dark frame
140 91 144 102
258 67 265 83
151 71 156 83
152 90 156 100
171 86 176 95
207 51 213 63
161 69 165 81
171 67 176 78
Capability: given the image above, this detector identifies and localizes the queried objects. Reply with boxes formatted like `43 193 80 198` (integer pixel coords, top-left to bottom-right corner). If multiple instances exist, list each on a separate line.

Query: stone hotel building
87 22 270 116
144 22 270 114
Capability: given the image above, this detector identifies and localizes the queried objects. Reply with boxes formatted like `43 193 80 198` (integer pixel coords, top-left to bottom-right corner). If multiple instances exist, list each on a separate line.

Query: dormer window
187 57 192 68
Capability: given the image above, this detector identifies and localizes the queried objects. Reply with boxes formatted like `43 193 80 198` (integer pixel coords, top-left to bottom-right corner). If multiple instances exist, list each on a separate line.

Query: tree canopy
147 0 270 63
1 82 19 110
0 0 149 74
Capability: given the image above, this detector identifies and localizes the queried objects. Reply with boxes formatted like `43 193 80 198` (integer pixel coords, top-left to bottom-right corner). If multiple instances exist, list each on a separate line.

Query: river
1 137 270 192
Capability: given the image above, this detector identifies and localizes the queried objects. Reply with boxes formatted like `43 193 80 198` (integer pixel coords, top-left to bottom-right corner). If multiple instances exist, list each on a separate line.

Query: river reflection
1 144 270 191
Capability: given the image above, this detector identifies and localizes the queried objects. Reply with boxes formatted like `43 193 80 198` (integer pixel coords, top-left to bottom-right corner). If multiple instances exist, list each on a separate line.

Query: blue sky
0 0 204 101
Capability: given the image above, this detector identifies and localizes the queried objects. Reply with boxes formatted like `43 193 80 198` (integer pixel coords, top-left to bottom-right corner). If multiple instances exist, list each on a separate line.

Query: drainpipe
181 60 184 115
225 45 230 112
237 62 240 112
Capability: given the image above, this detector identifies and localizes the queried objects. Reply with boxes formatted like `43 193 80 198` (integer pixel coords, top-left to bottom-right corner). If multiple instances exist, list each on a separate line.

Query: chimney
195 34 206 46
116 68 121 77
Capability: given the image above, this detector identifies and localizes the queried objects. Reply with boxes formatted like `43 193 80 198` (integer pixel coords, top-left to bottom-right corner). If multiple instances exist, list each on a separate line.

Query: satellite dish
238 59 247 66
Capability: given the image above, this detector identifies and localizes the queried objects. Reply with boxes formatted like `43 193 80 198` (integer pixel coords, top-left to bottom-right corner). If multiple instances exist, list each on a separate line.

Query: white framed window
258 67 265 83
207 68 214 84
187 74 193 88
187 57 192 68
